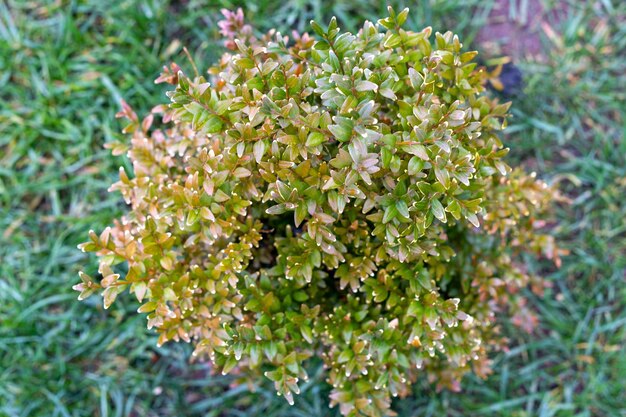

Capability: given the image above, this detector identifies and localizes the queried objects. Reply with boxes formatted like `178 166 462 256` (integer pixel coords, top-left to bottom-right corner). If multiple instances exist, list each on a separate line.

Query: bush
76 7 559 416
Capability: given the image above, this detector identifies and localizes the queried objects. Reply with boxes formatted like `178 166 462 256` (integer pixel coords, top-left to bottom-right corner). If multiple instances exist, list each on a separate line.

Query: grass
0 0 624 416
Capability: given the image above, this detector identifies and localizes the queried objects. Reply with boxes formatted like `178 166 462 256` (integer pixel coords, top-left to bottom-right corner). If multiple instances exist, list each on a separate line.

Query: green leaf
235 57 256 69
266 204 287 215
204 113 223 133
407 156 424 176
293 290 309 302
402 143 429 160
379 88 397 100
337 350 353 363
466 212 480 228
294 203 307 227
264 342 278 360
378 17 393 30
408 68 424 89
445 199 462 220
222 355 238 375
416 269 432 290
253 140 266 163
434 166 450 189
431 199 446 222
383 204 398 223
328 117 353 142
137 301 157 314
396 200 410 218
310 20 325 37
301 326 313 343
396 8 409 26
233 167 251 178
356 80 378 92
306 131 326 147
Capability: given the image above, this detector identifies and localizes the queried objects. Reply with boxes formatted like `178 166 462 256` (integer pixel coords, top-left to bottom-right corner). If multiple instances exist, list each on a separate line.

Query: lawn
0 1 624 416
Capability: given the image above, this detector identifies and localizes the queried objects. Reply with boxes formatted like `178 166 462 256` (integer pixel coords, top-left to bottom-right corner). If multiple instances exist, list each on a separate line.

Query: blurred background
0 1 624 416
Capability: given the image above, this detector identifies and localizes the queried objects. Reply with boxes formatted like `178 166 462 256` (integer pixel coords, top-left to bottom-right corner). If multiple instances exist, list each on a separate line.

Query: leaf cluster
77 7 559 416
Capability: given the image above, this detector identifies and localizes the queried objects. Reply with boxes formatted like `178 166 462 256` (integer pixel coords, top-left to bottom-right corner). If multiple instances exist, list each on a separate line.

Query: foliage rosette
76 7 560 416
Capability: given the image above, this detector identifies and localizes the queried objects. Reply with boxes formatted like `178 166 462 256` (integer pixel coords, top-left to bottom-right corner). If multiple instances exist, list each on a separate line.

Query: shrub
76 7 560 416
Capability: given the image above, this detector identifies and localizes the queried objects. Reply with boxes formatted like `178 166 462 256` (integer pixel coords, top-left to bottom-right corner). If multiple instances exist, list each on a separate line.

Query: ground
0 1 624 416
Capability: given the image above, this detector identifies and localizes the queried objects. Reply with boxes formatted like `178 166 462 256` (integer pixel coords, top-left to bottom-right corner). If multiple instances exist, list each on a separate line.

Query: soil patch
475 0 566 60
